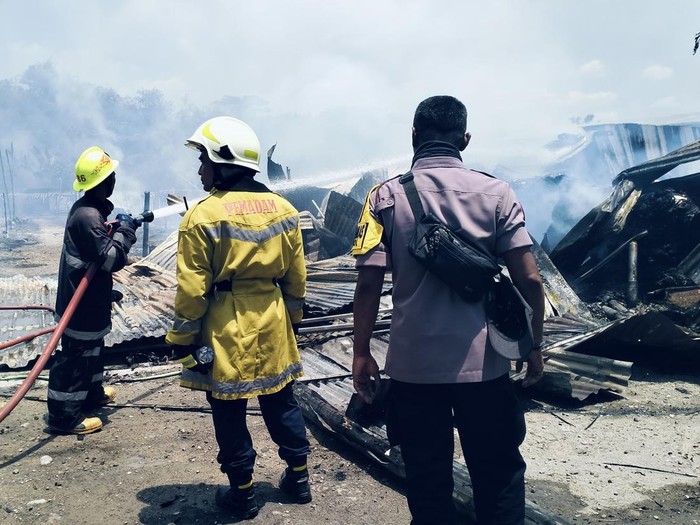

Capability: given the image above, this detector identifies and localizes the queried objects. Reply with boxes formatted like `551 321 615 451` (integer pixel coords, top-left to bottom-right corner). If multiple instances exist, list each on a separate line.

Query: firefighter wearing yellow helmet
47 146 139 435
165 116 311 518
73 146 120 192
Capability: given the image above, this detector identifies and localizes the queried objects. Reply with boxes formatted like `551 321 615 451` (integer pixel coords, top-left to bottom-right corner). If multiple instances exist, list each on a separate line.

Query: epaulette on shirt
470 169 497 179
351 175 402 256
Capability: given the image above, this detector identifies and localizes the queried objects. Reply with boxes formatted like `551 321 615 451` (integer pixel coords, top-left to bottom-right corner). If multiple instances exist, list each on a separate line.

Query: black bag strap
398 171 426 222
400 170 501 265
400 169 498 222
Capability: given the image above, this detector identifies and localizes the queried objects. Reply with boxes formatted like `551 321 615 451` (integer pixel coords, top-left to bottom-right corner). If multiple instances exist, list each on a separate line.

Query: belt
213 279 278 292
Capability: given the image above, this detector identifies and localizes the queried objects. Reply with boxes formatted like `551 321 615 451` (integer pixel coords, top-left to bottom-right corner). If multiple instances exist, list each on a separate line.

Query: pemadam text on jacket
223 199 279 216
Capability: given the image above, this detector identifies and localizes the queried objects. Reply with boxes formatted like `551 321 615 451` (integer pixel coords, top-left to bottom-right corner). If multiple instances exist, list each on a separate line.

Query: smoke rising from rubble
2 62 700 245
2 2 700 242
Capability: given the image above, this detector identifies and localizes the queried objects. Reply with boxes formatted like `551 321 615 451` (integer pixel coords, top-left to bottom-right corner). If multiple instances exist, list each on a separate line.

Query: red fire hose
0 263 99 423
0 305 57 351
0 327 56 351
0 305 55 312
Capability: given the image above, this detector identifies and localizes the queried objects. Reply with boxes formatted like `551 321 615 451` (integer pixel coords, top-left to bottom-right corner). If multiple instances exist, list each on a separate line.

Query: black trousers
207 381 311 486
388 375 526 525
47 335 106 429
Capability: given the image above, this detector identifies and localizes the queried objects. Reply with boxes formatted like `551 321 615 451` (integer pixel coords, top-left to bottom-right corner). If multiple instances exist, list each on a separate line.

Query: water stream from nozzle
138 196 205 223
150 203 188 220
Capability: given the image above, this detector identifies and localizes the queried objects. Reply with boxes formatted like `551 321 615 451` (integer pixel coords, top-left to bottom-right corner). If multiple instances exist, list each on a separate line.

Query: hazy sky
2 1 700 178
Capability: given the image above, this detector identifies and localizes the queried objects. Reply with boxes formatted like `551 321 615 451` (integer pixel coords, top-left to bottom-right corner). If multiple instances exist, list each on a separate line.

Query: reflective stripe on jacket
165 179 306 399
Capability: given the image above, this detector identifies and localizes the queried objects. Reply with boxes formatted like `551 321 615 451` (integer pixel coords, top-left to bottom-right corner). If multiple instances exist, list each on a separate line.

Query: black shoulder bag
399 171 501 302
398 171 534 359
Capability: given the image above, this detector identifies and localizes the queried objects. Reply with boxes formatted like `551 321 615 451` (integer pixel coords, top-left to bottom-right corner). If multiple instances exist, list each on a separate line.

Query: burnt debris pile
549 139 700 337
277 168 387 261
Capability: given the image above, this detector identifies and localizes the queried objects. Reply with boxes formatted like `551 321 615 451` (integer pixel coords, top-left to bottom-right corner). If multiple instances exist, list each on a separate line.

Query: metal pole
627 240 638 307
1 192 7 235
6 147 16 220
142 191 151 256
0 155 9 231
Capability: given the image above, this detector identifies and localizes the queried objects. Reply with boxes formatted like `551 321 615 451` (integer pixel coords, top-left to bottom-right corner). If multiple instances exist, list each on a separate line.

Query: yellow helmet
73 146 119 192
186 116 261 172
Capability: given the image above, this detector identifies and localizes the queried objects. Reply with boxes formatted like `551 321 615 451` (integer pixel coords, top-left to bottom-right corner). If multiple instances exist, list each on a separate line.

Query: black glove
111 288 124 303
292 323 301 336
172 344 213 375
113 224 136 251
116 213 141 230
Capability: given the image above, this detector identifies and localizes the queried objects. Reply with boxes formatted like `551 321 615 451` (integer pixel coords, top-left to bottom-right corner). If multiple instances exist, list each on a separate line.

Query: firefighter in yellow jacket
165 116 311 519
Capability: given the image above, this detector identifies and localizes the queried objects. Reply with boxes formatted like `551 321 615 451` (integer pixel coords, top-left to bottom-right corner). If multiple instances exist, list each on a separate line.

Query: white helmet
186 116 261 173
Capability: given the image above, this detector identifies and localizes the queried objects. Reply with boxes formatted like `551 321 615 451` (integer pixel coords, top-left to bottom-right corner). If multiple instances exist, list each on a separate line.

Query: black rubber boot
279 466 312 504
215 484 259 519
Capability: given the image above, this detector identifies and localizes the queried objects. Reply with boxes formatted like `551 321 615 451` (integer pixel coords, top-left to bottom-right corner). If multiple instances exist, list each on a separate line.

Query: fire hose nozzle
134 210 155 226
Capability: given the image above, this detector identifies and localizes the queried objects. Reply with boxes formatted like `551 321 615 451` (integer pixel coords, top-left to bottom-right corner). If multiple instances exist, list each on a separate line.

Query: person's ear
460 132 472 151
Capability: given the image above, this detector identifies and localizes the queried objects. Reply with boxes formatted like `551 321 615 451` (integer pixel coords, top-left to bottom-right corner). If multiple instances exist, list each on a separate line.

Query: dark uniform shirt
55 195 130 339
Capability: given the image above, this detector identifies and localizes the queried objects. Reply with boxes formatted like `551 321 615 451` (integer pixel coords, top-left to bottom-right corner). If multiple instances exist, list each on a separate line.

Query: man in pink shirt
352 95 545 524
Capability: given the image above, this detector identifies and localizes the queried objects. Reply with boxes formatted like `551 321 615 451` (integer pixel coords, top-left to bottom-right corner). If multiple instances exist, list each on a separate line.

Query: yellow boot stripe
292 465 307 472
177 355 197 369
237 480 253 489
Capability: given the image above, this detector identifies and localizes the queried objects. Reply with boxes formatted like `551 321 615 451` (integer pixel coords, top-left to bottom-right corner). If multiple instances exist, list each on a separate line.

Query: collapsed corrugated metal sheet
107 252 380 345
679 243 700 285
531 240 594 321
140 230 178 271
110 262 178 345
0 252 633 401
613 139 700 186
573 310 700 361
319 191 362 249
0 262 178 369
266 143 291 184
0 276 56 368
296 249 633 401
299 310 631 403
270 170 390 261
304 255 390 317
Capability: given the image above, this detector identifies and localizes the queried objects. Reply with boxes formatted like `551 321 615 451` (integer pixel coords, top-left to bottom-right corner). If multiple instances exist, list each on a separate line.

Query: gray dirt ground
1 219 700 525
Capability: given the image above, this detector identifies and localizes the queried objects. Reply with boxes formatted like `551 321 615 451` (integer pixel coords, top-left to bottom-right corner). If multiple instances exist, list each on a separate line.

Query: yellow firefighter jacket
165 180 306 399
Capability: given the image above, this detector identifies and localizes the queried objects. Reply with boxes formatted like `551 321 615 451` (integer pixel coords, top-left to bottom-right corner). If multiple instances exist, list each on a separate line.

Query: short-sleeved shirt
352 156 533 383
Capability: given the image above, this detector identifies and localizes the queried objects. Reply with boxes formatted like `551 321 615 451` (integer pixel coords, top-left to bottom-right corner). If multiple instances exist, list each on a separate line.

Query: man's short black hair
413 96 467 146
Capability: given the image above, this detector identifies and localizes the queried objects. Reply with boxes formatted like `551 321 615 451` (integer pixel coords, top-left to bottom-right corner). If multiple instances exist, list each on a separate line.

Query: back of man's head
413 96 467 147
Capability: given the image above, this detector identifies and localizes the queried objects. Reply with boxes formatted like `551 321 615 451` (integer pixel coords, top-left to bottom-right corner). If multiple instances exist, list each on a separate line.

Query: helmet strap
216 145 235 160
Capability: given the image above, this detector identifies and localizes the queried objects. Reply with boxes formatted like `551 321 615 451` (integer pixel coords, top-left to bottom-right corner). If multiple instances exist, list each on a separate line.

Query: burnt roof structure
550 140 700 324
